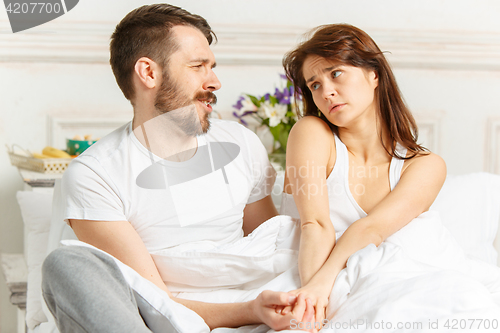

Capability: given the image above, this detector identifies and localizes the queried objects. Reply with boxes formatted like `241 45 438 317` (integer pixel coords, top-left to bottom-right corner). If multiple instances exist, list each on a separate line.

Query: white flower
257 103 267 118
241 96 258 113
261 101 288 127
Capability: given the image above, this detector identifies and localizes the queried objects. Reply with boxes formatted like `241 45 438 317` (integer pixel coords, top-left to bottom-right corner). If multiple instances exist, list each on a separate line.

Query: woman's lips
330 103 346 114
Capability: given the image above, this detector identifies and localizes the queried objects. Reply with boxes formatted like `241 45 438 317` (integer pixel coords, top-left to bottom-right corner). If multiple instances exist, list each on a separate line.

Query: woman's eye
311 83 320 90
332 71 342 78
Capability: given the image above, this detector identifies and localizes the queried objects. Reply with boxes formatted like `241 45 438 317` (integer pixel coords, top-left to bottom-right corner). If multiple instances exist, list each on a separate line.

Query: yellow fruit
32 153 51 159
42 146 71 158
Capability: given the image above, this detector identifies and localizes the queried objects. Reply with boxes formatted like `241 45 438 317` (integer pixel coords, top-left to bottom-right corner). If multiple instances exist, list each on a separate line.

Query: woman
279 24 446 326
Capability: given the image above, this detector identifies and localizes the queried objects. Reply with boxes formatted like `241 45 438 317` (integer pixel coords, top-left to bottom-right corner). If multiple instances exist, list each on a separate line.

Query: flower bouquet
232 75 301 158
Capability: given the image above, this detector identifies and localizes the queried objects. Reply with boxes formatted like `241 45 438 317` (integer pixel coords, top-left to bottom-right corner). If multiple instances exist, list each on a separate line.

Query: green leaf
247 94 260 107
269 123 284 142
278 130 289 151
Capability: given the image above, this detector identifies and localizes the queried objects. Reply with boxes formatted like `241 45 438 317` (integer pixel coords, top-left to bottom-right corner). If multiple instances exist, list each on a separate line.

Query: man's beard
154 70 217 136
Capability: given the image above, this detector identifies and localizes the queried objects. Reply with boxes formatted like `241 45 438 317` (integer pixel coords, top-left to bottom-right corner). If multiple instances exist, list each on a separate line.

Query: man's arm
69 218 306 330
242 195 278 236
69 220 171 295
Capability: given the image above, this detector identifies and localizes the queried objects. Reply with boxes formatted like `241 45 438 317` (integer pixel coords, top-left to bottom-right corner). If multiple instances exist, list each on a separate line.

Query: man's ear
134 57 160 89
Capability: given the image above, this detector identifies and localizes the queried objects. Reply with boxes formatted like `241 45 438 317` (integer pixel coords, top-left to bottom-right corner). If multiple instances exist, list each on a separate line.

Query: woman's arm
285 116 337 286
304 151 447 295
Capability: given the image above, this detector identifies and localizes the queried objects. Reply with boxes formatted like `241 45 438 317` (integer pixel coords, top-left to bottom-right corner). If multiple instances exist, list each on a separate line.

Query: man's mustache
194 91 217 105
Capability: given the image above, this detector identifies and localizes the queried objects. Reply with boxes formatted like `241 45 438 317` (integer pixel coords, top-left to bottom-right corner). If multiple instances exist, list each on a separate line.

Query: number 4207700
5 2 62 14
444 319 498 330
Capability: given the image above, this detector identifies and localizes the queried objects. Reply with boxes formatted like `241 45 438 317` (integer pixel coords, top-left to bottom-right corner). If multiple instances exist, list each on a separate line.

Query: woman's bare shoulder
402 151 447 182
289 116 334 139
286 116 336 173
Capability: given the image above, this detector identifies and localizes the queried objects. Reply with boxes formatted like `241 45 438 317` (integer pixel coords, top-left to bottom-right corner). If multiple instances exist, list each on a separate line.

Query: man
41 4 313 332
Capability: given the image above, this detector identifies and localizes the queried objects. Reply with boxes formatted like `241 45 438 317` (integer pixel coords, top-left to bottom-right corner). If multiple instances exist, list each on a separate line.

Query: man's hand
250 291 315 331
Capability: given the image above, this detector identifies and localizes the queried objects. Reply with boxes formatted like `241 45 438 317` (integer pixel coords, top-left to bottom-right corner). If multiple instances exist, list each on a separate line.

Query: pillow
46 180 77 255
430 172 500 266
39 180 78 332
16 190 53 330
16 180 78 331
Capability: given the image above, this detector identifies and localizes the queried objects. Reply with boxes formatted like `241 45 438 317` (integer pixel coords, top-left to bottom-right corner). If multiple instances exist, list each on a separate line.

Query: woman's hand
250 291 315 331
275 283 331 332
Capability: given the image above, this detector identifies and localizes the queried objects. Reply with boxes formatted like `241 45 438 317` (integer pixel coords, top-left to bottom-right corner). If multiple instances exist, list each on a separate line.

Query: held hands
251 290 315 331
274 284 330 332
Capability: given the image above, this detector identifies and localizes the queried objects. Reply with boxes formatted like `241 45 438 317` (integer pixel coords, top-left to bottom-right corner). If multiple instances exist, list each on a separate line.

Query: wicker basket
7 145 73 174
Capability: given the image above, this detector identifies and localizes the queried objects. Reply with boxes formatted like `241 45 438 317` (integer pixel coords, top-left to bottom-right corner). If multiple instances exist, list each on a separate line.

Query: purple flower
240 110 257 117
232 111 248 126
233 74 301 128
233 109 257 127
275 87 292 105
232 96 245 110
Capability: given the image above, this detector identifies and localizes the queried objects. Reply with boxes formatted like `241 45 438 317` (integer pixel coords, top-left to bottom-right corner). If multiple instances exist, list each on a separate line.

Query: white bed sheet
57 212 500 333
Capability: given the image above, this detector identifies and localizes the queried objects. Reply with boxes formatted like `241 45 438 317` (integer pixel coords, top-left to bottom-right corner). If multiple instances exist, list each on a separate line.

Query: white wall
1 0 499 331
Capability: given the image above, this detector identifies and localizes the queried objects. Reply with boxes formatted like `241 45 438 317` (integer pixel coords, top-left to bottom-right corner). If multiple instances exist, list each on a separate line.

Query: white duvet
63 212 500 333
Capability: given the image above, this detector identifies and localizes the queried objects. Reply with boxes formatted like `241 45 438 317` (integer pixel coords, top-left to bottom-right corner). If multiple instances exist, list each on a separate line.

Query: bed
15 172 500 332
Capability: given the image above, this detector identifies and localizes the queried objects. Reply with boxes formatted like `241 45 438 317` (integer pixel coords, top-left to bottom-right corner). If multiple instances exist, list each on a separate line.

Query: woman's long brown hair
283 24 427 159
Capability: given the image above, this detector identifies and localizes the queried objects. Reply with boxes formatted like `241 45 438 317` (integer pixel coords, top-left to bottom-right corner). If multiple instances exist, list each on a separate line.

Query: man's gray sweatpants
42 246 152 333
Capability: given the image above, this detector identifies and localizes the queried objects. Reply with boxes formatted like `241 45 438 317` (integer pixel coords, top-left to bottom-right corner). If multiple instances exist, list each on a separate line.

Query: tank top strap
332 133 347 176
389 142 408 191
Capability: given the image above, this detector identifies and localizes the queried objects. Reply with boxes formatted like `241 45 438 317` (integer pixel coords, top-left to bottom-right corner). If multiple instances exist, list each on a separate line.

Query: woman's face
302 55 379 129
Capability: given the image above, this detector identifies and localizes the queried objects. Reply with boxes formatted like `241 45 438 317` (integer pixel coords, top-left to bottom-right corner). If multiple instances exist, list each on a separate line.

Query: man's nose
204 70 221 91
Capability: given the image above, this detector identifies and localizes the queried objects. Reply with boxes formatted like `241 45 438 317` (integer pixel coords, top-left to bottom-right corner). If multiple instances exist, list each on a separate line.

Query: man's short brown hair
109 4 216 102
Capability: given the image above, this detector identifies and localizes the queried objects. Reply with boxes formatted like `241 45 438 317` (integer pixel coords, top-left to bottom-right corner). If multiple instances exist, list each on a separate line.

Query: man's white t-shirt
61 119 276 253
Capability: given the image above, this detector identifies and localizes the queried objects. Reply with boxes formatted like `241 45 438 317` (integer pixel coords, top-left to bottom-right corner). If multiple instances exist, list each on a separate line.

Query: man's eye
332 71 342 78
311 83 320 91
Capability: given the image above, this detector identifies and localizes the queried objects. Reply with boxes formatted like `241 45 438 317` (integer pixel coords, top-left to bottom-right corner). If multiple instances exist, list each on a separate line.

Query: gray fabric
42 246 152 333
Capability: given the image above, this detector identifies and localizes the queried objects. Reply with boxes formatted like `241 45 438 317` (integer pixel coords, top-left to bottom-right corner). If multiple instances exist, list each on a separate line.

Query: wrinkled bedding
63 213 500 332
